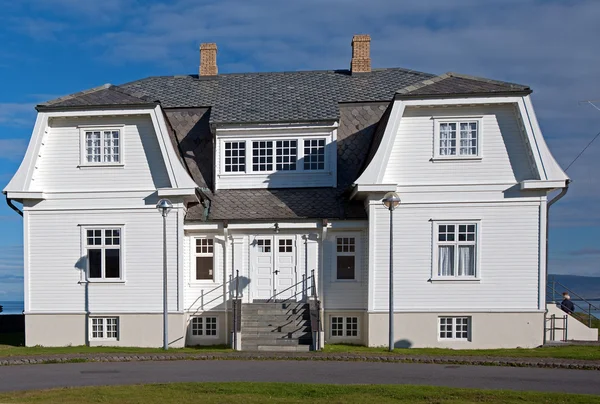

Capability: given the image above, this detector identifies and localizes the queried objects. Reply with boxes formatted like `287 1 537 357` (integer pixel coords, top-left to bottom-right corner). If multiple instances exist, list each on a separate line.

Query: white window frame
223 141 246 173
79 125 125 167
218 136 330 176
329 316 360 339
431 220 481 281
190 316 219 338
438 316 471 341
433 117 482 160
193 237 215 282
81 225 125 283
332 233 361 282
89 317 119 341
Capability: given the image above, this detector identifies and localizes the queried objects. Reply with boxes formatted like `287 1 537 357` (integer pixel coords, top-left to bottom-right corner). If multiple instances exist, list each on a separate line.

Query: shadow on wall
394 339 413 349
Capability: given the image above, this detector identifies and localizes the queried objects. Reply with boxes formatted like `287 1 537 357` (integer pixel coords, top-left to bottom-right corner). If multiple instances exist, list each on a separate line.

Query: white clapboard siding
28 209 180 313
323 230 368 310
371 203 540 311
32 116 170 192
383 105 537 185
184 234 228 312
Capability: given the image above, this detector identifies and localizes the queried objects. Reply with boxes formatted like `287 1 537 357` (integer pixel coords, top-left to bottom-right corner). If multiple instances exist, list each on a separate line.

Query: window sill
81 280 126 284
219 171 330 177
334 279 359 283
429 278 481 284
438 339 470 342
430 157 482 162
78 164 125 169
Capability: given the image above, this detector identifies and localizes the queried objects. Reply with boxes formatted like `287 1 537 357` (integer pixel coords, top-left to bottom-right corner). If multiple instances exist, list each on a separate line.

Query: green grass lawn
0 383 598 404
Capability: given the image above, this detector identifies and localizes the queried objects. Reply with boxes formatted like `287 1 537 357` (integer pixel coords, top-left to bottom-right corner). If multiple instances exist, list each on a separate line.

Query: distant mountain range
549 275 600 300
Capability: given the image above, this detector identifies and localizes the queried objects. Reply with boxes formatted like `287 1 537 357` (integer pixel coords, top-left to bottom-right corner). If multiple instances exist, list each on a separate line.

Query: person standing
560 292 575 314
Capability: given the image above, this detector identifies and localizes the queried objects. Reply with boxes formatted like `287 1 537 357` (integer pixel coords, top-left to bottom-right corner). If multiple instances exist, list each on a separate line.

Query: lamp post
156 198 173 350
382 191 400 352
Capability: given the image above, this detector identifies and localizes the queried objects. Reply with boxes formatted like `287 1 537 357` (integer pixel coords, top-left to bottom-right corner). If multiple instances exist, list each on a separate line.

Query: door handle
274 270 280 275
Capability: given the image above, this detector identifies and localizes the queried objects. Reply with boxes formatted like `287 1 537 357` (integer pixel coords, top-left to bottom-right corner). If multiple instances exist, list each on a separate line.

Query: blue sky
1 0 600 301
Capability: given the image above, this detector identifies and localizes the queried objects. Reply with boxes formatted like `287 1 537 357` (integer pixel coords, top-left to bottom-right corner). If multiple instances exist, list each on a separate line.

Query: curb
1 353 599 370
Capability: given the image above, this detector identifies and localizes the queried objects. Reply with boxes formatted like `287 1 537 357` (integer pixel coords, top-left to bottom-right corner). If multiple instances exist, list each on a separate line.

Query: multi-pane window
304 139 325 170
224 142 245 172
86 228 122 279
84 130 120 163
331 316 359 337
275 140 297 171
195 238 214 280
336 237 356 280
278 239 293 253
252 141 273 171
438 122 478 157
257 239 271 253
437 223 477 278
191 317 218 336
90 317 119 340
222 138 329 174
439 317 470 340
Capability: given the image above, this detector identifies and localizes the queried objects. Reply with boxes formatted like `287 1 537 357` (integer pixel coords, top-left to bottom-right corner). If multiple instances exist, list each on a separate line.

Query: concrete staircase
241 302 313 351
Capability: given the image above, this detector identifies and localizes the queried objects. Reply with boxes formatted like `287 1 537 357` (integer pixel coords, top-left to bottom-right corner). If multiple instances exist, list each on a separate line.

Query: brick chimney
350 34 371 74
199 43 218 76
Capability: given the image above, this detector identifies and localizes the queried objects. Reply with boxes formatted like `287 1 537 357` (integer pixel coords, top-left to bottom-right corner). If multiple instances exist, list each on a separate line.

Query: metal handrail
266 272 316 303
547 276 599 328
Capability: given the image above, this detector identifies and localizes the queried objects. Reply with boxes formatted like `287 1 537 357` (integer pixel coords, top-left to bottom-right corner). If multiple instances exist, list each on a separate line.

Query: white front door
274 237 296 300
252 236 297 301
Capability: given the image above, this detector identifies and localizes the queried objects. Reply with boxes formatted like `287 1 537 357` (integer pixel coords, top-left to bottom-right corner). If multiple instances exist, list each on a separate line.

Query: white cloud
0 103 36 127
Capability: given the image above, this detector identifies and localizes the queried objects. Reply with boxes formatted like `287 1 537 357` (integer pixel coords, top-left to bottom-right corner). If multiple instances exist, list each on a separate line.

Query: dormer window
79 126 123 166
215 123 337 190
85 130 120 163
221 137 329 175
304 139 325 170
224 141 245 172
433 118 481 160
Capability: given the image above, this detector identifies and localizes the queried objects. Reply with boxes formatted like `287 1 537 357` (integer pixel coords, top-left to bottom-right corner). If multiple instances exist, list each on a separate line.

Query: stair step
242 326 311 334
247 345 311 352
242 332 311 340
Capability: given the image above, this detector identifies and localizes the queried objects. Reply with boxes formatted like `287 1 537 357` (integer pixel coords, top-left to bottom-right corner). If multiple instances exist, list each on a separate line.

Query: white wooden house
3 35 572 350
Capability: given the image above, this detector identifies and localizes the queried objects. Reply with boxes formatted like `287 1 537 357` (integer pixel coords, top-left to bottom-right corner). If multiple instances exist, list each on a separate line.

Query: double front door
252 236 297 301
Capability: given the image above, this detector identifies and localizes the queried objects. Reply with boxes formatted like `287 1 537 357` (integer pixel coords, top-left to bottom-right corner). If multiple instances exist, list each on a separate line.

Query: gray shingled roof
120 68 433 124
38 84 157 109
396 72 531 99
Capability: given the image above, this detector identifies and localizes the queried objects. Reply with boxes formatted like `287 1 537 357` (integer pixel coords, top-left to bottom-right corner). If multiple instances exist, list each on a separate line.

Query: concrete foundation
25 313 186 348
366 311 545 349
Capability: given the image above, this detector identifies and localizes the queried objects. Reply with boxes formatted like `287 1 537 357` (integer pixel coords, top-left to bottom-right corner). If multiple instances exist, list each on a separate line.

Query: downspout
544 180 570 343
5 195 23 217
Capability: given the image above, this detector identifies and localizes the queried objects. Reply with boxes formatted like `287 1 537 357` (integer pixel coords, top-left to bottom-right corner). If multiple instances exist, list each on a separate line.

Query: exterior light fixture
156 198 173 350
274 222 280 234
382 191 400 352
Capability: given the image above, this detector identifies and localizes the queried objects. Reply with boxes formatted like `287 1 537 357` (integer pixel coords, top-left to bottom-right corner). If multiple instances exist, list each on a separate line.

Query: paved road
0 360 598 394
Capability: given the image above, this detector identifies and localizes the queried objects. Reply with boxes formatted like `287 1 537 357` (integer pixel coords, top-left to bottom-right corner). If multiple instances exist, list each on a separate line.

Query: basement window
330 316 359 338
191 317 218 337
90 317 119 340
439 317 470 340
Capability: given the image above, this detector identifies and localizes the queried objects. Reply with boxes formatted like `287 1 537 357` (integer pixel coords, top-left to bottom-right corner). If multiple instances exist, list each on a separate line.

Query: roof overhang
395 90 532 101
